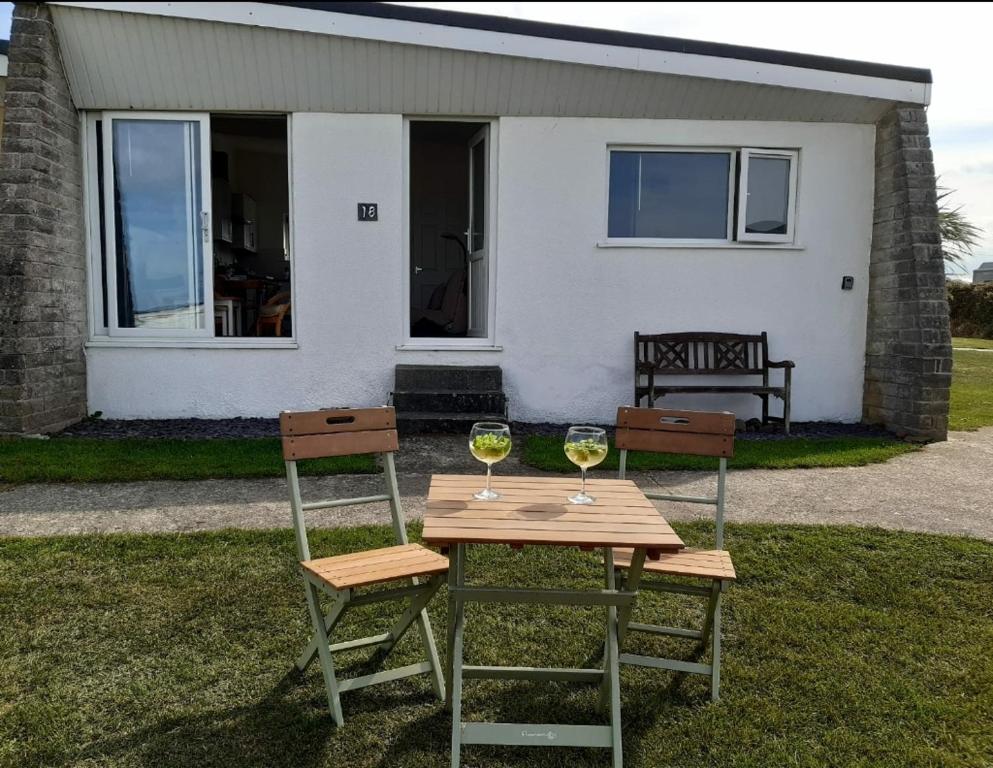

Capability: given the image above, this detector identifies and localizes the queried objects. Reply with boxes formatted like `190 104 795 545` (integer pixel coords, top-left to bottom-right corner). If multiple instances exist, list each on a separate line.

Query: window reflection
609 152 730 239
112 120 204 329
744 156 791 235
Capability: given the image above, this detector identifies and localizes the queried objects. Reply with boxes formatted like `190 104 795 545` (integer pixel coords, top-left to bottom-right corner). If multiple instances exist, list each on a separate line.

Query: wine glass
469 422 512 500
564 426 608 505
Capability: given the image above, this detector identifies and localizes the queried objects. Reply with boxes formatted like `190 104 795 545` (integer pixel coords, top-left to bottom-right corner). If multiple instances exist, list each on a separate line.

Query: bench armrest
767 359 795 369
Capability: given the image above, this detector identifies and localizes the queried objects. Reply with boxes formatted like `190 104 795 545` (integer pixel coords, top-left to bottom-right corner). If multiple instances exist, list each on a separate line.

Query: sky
1 2 989 275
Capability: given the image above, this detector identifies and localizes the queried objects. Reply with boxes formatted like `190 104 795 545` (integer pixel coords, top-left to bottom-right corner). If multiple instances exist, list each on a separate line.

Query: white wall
497 118 874 423
87 115 875 423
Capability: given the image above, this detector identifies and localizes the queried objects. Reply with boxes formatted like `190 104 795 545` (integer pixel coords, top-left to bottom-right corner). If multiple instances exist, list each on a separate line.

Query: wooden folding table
422 474 684 768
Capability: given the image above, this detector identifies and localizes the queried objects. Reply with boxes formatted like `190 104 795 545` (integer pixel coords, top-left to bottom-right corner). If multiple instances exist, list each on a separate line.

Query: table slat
424 474 683 553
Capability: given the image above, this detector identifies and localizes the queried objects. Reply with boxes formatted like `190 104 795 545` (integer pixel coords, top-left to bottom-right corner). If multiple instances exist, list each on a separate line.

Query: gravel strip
57 417 894 442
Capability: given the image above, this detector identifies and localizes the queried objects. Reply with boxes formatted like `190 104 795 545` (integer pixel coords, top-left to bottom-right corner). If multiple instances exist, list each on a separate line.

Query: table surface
422 474 684 556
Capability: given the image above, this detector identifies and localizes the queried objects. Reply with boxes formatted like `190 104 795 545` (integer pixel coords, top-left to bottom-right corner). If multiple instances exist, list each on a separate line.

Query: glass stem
486 463 492 494
581 467 587 496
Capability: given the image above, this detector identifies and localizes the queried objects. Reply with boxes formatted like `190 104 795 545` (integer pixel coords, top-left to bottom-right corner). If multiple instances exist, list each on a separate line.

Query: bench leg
761 393 769 425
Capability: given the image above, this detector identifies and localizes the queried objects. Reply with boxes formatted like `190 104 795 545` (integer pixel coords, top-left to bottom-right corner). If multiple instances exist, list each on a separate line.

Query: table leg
445 544 463 711
448 544 466 768
603 547 623 767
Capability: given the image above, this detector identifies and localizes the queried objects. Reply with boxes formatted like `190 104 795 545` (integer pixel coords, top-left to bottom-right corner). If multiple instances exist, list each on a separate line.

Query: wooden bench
633 331 795 434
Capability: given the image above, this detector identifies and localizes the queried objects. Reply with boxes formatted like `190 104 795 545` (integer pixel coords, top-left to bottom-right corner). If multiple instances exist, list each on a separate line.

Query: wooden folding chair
612 406 736 701
281 406 448 726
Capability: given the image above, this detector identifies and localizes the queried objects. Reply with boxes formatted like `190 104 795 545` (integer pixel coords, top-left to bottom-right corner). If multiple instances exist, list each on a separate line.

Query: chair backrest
266 290 292 308
281 407 405 563
441 270 467 334
615 407 735 549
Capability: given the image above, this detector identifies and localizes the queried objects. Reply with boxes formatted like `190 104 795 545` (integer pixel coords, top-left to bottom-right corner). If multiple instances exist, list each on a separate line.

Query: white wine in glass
564 426 608 504
469 422 512 500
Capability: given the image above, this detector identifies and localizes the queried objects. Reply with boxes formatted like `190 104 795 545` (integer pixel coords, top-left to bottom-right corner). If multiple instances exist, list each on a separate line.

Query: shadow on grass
78 670 335 768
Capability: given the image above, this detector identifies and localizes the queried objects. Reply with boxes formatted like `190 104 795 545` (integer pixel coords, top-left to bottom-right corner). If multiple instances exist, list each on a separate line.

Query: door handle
414 266 423 274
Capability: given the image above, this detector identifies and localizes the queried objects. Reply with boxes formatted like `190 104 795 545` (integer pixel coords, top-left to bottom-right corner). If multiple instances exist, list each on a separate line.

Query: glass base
569 491 595 505
474 488 501 501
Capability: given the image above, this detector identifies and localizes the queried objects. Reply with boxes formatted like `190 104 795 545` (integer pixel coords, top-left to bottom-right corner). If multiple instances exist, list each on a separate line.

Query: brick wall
863 106 951 441
0 3 87 434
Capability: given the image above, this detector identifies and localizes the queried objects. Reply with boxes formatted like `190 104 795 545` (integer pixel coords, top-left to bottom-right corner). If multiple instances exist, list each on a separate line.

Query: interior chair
410 269 467 336
213 290 242 337
281 406 448 725
611 406 736 701
257 290 291 337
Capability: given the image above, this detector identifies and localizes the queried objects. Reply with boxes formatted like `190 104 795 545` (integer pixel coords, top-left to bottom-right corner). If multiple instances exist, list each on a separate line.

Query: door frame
100 111 214 338
401 116 499 349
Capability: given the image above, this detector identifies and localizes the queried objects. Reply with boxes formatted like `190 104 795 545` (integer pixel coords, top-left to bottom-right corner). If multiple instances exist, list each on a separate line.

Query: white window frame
736 148 799 244
99 111 214 338
604 146 737 245
82 111 299 348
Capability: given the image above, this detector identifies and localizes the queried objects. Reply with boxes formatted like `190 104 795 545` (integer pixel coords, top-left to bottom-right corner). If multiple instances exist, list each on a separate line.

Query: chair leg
296 594 350 672
415 604 446 701
700 581 721 645
376 576 446 701
710 588 723 702
304 582 345 725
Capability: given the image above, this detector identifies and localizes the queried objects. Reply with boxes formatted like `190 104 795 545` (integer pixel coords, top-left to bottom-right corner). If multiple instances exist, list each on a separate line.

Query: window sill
396 343 503 352
86 337 299 350
596 240 805 250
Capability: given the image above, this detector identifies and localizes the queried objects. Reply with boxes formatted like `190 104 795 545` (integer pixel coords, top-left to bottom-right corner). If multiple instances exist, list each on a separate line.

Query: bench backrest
635 331 769 376
280 407 404 563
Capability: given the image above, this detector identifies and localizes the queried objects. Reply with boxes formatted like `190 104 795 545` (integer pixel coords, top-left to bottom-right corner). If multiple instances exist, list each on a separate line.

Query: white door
466 126 488 338
101 113 213 337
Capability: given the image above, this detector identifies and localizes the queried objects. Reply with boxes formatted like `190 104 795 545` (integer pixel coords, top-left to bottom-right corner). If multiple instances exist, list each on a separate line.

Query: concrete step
394 364 502 392
396 411 508 435
392 390 506 415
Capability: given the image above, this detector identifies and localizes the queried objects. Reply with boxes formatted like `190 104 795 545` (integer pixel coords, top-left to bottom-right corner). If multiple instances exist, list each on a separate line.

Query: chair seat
613 547 735 581
302 543 449 590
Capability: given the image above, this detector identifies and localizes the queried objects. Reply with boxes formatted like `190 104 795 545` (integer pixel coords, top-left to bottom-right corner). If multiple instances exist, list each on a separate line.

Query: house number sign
357 203 378 221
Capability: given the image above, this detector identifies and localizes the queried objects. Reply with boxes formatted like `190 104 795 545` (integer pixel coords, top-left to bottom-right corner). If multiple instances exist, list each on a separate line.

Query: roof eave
46 1 932 105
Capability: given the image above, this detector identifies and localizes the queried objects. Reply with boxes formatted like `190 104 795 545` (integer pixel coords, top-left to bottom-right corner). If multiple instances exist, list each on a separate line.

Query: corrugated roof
267 1 933 84
49 4 897 120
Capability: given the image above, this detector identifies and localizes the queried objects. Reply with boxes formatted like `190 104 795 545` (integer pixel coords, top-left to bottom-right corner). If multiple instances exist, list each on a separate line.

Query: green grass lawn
0 438 376 484
950 349 993 430
952 336 993 350
0 522 990 768
522 436 918 472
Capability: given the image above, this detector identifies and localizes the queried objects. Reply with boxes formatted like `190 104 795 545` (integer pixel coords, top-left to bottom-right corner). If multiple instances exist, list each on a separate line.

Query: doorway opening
408 120 489 339
210 114 291 337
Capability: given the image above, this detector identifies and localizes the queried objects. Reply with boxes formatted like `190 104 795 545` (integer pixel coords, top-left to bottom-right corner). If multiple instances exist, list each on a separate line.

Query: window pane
112 120 205 329
608 152 730 239
744 155 791 235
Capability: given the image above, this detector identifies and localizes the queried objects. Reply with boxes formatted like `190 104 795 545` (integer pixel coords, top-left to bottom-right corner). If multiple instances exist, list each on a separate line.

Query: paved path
1 429 991 540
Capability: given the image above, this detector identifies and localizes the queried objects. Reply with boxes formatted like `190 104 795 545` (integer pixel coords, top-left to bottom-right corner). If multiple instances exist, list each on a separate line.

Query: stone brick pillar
0 3 87 434
863 106 951 441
